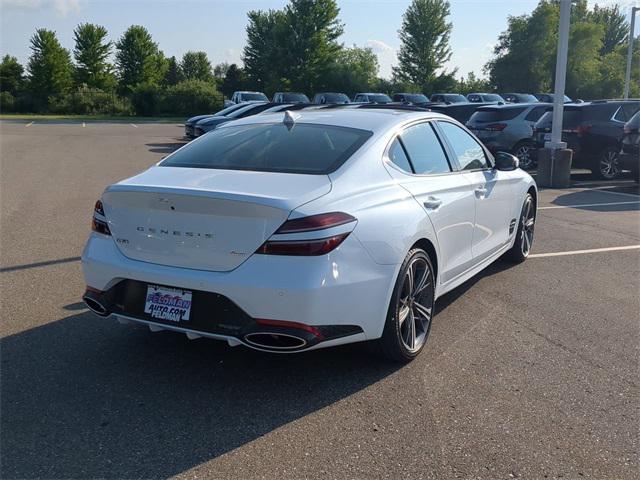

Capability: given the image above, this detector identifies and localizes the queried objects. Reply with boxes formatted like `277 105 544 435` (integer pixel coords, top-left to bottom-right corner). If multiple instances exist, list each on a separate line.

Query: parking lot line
25 121 34 127
82 122 86 128
130 123 138 128
529 245 640 258
538 200 640 210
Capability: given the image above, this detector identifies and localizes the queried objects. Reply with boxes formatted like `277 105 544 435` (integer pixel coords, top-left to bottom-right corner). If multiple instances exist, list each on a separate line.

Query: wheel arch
410 238 438 286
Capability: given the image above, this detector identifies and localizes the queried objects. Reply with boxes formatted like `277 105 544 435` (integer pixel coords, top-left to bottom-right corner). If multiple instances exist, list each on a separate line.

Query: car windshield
282 93 309 102
444 94 467 103
214 104 246 116
241 93 268 101
402 94 429 103
482 94 505 102
228 103 269 118
516 94 538 103
161 123 373 174
369 94 392 103
323 93 350 103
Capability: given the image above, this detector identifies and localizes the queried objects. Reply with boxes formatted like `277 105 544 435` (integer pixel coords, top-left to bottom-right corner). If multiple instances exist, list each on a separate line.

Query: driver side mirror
494 151 519 171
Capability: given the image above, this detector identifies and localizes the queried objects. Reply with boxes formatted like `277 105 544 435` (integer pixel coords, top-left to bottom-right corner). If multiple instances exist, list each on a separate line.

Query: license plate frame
144 284 193 322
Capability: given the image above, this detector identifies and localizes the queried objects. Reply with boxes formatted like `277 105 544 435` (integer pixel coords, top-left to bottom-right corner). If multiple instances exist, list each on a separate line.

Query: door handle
423 196 442 209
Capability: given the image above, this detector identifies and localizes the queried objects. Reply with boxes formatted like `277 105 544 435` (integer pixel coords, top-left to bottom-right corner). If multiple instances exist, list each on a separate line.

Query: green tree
566 22 603 99
0 55 24 93
392 0 454 91
281 0 344 93
115 25 165 92
221 63 246 97
324 46 379 95
180 51 213 82
243 9 287 91
589 4 628 55
73 23 115 90
27 29 73 97
163 56 183 86
456 72 491 95
213 62 230 80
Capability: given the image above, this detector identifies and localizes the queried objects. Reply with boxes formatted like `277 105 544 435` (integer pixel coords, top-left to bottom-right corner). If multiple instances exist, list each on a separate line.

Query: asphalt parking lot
1 120 638 479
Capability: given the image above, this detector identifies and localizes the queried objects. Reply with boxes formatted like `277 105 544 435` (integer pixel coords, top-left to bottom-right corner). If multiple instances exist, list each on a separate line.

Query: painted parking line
130 123 138 128
538 200 640 210
530 245 640 258
82 122 86 128
25 121 34 127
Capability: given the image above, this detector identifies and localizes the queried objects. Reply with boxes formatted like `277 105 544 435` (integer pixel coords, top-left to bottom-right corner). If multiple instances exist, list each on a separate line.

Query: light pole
623 6 639 100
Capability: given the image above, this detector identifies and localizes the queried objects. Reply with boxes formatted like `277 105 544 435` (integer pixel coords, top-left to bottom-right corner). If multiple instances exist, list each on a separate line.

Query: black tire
591 147 621 180
506 193 535 263
512 140 535 170
379 248 436 363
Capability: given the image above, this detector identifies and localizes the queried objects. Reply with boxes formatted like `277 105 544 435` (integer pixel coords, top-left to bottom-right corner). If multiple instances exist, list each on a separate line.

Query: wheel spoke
407 313 416 350
413 267 430 297
525 218 534 228
413 301 432 320
398 305 410 326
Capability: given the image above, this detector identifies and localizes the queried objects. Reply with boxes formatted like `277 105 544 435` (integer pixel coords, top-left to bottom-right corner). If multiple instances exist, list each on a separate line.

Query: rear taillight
91 199 111 236
565 124 592 135
486 123 507 132
624 125 639 134
257 212 356 256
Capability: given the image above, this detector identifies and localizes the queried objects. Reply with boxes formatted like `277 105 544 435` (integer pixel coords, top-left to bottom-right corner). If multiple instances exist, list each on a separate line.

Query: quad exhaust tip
244 332 307 350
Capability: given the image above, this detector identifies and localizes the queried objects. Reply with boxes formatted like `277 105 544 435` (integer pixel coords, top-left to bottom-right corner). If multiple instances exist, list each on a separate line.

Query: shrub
48 86 133 115
162 79 222 116
130 82 163 116
0 91 15 112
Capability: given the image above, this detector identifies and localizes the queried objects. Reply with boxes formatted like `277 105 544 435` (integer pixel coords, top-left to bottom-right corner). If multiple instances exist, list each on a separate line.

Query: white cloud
1 0 81 17
365 39 396 79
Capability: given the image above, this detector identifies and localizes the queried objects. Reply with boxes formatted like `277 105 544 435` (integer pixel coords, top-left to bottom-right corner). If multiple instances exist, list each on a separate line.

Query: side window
388 138 413 173
400 123 451 174
613 106 629 122
437 121 489 171
525 106 548 122
618 104 639 122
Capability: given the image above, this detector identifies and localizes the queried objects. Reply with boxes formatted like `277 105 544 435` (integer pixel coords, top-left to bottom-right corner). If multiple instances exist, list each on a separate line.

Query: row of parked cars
225 90 572 107
186 92 639 181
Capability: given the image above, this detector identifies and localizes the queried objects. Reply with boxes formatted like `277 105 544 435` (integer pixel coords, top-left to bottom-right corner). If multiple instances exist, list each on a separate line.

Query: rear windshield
369 94 392 103
535 109 582 128
241 93 268 101
444 94 467 103
282 93 309 103
471 106 527 122
161 123 373 174
322 93 349 103
482 94 505 102
401 94 429 103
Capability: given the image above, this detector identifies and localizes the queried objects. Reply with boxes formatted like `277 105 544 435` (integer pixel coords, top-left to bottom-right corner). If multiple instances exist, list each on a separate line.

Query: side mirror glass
495 151 519 171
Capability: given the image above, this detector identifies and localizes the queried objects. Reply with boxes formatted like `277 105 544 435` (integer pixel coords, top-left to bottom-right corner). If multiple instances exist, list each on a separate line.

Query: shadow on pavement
0 312 401 478
146 141 187 154
551 188 639 212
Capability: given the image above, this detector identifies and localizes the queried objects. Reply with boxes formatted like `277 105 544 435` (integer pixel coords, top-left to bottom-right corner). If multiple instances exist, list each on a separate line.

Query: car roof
478 102 545 110
219 107 451 133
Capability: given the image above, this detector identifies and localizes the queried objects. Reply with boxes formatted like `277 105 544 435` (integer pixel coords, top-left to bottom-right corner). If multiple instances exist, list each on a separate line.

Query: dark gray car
194 102 272 137
466 103 551 169
184 103 256 139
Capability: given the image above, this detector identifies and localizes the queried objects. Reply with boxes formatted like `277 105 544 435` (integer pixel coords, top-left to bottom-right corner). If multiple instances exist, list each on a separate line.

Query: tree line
0 0 637 116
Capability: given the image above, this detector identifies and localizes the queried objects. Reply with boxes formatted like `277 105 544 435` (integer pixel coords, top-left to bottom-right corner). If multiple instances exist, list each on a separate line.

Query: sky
0 0 636 80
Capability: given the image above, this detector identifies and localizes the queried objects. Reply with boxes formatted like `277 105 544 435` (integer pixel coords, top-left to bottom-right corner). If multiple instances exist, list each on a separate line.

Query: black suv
533 100 640 179
619 110 640 182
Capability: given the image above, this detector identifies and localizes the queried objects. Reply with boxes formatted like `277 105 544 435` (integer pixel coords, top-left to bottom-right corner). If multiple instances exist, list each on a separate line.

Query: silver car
466 103 550 169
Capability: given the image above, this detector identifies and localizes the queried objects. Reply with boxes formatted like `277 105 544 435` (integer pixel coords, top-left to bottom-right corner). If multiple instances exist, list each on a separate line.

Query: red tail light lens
257 233 349 256
91 199 111 235
486 123 507 132
576 124 592 135
255 318 324 339
275 212 356 234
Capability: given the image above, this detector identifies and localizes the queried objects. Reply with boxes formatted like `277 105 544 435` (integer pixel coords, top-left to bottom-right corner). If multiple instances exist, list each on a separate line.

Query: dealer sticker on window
144 285 192 322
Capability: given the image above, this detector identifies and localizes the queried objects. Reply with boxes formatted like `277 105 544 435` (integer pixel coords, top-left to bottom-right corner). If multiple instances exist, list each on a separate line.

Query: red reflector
257 233 349 256
92 217 111 236
486 123 507 132
275 212 356 234
255 318 324 339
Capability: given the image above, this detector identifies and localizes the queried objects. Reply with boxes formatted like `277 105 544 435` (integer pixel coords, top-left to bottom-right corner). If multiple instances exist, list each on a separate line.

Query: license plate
544 133 552 141
144 285 192 322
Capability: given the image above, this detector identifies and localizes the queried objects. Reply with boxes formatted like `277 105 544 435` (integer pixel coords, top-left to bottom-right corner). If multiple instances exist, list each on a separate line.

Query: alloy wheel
397 257 434 353
520 196 535 256
599 150 620 179
514 144 533 169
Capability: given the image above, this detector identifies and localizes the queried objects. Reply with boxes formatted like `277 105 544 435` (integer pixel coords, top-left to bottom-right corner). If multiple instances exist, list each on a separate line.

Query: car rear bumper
81 232 397 351
618 151 639 171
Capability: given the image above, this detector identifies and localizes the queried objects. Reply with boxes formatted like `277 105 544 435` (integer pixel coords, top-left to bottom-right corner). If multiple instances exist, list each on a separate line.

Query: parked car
258 103 313 115
429 93 467 104
184 103 258 139
466 103 551 169
428 102 492 125
467 93 505 103
224 91 269 107
194 102 273 137
312 92 350 104
353 93 392 103
392 93 430 105
82 107 537 362
501 93 539 104
619 110 640 182
534 93 572 103
272 92 310 103
533 100 640 179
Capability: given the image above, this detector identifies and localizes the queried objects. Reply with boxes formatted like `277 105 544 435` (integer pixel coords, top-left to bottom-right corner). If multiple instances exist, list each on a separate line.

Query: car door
436 120 518 263
383 122 476 284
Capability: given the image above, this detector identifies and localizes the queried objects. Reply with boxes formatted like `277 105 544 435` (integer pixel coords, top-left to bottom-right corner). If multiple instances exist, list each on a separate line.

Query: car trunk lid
102 166 332 272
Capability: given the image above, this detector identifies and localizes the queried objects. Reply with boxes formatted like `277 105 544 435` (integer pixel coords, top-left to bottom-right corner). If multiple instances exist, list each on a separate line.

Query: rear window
282 93 309 103
161 123 372 174
535 109 582 128
322 93 349 103
471 107 527 122
369 94 392 103
241 93 268 101
524 106 549 122
482 94 504 102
